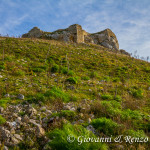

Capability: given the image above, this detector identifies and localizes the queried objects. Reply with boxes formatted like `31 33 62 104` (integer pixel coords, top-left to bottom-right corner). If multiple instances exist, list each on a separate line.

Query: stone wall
22 24 119 50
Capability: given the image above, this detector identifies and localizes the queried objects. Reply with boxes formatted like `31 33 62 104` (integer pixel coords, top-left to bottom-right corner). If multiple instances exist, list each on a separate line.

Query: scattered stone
51 73 56 77
88 118 92 123
0 106 4 113
15 117 22 124
17 94 24 100
3 146 9 150
54 79 58 82
13 134 23 141
79 113 84 117
86 125 97 135
66 85 75 90
27 107 37 116
0 127 11 139
10 95 16 98
4 94 10 98
36 125 45 137
22 115 30 123
70 107 76 111
115 145 124 150
11 136 20 145
63 105 71 110
78 119 84 123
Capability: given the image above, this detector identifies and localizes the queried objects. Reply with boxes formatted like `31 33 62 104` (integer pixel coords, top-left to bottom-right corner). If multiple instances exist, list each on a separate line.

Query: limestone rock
17 94 24 100
90 28 119 50
22 27 43 38
4 94 10 98
0 106 4 113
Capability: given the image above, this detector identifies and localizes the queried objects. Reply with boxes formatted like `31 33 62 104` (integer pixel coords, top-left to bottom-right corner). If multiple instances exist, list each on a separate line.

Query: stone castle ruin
22 24 119 50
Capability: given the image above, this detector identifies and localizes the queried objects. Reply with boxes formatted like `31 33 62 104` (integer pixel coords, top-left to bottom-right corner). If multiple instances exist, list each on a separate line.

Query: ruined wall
22 24 119 50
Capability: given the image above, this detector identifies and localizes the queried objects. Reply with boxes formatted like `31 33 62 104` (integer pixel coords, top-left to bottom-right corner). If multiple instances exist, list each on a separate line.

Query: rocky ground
0 97 97 149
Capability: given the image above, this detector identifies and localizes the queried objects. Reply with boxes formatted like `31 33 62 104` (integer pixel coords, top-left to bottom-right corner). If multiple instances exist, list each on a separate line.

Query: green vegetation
91 117 122 135
66 77 78 84
0 37 149 149
47 123 108 150
0 115 6 125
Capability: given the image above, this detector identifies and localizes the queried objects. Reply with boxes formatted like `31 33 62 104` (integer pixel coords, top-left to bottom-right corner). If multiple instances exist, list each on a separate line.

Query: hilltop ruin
22 24 119 50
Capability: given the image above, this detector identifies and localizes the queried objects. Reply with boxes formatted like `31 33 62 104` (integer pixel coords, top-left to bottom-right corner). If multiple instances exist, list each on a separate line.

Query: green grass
0 37 150 149
91 117 123 136
0 115 6 125
47 123 108 150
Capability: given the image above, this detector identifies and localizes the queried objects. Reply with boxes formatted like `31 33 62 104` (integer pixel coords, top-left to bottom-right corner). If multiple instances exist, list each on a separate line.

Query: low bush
125 129 147 138
0 99 9 108
113 95 122 102
61 67 74 76
121 109 143 121
89 71 98 79
132 89 144 99
51 64 59 73
91 117 122 136
45 86 70 102
60 110 76 120
81 76 90 80
66 77 78 84
101 94 113 100
0 115 6 125
47 123 108 150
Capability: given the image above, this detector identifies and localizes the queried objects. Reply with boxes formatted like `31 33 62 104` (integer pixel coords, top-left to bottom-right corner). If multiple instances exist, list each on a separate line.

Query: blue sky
0 0 150 58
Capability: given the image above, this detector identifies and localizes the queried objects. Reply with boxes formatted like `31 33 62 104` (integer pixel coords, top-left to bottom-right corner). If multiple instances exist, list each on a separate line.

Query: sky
0 0 150 59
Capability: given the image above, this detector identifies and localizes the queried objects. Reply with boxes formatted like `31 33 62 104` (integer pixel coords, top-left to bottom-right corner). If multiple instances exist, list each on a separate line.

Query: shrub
125 129 147 138
32 67 44 73
14 69 25 76
101 94 113 100
90 71 98 79
121 109 143 121
112 77 120 82
91 117 121 135
60 110 76 120
81 76 90 80
132 89 144 99
0 64 5 70
34 93 46 102
91 101 122 118
66 77 78 84
45 86 70 102
0 99 9 108
0 115 6 125
61 67 74 76
103 76 110 82
51 64 59 73
47 123 108 150
113 95 122 102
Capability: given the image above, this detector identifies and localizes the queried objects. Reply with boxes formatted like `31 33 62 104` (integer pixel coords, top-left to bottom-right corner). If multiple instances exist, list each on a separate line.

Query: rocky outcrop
22 27 43 38
89 29 119 50
22 24 119 50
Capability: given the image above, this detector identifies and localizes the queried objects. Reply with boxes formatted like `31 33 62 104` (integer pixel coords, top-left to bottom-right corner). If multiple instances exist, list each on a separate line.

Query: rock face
22 27 43 38
89 29 119 50
22 24 119 50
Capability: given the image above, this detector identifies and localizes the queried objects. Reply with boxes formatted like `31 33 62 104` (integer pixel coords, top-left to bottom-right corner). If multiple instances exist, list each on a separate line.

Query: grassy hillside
0 37 149 150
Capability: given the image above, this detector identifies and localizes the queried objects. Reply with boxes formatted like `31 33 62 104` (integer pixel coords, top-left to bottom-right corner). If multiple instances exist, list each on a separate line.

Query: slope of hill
0 37 149 150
